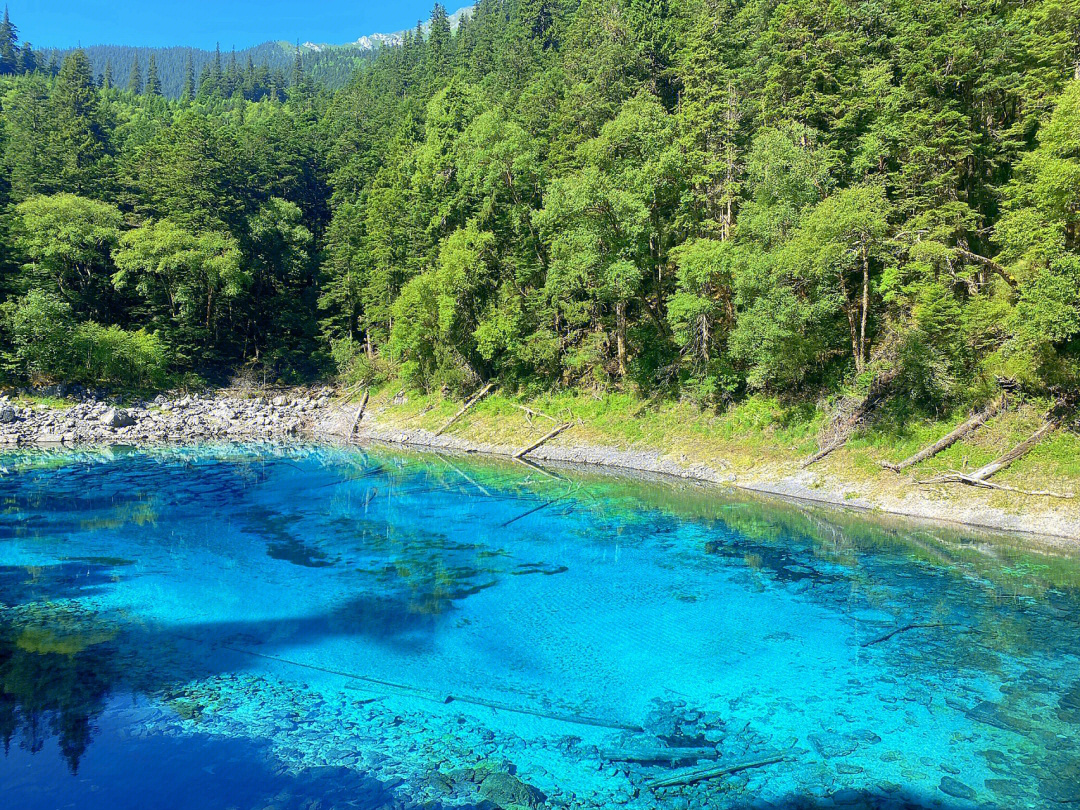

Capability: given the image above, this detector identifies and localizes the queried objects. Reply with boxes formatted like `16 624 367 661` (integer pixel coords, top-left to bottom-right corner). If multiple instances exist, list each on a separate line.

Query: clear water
0 444 1078 810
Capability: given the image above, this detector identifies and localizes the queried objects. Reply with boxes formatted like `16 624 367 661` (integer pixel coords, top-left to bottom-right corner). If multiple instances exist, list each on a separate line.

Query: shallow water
0 444 1077 810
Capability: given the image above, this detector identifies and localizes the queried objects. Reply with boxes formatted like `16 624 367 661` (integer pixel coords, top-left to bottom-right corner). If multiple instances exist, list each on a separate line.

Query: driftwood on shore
802 372 896 468
514 421 573 459
917 408 1072 497
349 389 370 436
512 403 559 425
646 752 787 789
881 395 1004 472
434 382 495 436
968 413 1064 480
919 471 1074 499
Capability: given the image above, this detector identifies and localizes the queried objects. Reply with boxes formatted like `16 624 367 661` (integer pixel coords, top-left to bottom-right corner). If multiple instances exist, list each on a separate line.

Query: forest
1 0 1078 419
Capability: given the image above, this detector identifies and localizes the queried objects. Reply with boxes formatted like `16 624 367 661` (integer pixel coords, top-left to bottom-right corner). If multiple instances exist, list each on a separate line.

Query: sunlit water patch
0 444 1077 809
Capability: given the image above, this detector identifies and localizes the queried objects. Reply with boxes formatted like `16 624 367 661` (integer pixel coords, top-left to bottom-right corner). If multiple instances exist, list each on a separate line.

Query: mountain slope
38 5 475 98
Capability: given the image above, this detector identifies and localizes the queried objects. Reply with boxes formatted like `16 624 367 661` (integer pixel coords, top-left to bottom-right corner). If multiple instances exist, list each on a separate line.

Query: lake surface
0 444 1077 810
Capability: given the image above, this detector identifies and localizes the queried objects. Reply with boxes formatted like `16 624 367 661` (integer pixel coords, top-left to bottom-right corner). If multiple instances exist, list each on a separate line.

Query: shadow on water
3 719 486 810
0 557 463 774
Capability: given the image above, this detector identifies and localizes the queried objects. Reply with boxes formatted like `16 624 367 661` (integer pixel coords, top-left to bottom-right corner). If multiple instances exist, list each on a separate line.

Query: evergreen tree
127 53 142 94
0 4 17 75
50 50 110 195
16 41 35 74
180 51 194 101
101 58 113 91
145 52 161 96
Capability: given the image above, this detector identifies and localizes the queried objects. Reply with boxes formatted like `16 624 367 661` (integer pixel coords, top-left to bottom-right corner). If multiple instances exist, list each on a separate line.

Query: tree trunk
615 300 627 377
860 247 870 371
839 275 862 374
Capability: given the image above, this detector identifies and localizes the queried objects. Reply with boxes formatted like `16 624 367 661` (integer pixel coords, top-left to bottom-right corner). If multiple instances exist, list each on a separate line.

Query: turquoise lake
0 444 1077 809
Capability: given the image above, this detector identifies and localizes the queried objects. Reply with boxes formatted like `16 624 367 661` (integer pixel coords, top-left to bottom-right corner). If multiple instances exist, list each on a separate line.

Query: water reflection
0 602 119 772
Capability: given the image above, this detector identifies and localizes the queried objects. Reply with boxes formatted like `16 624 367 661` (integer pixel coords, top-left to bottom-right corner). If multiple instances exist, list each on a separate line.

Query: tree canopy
0 0 1077 406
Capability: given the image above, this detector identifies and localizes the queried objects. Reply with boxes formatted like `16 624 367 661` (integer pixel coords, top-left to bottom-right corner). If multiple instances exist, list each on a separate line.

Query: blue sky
9 1 464 50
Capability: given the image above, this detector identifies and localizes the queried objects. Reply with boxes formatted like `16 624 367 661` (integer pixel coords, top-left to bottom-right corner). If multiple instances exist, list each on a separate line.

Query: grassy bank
347 382 1080 526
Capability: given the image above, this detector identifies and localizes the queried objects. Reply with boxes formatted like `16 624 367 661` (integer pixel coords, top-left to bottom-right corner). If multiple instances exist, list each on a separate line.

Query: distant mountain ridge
304 4 474 52
38 5 474 98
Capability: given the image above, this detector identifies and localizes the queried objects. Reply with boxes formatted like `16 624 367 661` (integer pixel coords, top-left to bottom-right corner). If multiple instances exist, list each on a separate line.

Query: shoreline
340 414 1080 546
1 386 1077 544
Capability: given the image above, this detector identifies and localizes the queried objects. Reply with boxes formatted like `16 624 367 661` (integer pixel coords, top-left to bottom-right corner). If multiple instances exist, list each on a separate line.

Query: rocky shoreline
0 388 336 446
2 387 1077 542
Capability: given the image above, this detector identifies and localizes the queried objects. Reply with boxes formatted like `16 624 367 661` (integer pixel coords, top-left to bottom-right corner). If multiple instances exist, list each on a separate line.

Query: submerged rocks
938 776 977 801
808 731 858 759
478 771 546 809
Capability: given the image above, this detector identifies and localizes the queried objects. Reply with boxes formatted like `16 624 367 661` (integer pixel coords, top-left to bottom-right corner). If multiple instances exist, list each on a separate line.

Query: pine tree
0 4 18 75
50 50 109 195
16 41 34 74
127 53 142 94
101 58 113 91
291 43 304 88
180 52 194 101
145 53 161 96
425 4 452 88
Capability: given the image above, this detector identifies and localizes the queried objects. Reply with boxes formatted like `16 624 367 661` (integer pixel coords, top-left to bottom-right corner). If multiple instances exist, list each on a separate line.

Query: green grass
13 394 73 410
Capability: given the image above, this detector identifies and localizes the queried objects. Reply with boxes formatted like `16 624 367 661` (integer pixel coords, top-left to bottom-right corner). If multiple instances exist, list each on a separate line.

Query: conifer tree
127 53 142 94
180 52 194 101
101 58 113 91
145 52 161 96
0 4 18 75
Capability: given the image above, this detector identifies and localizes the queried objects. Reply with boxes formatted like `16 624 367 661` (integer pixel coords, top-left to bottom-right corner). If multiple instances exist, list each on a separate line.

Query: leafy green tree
112 219 246 363
14 194 122 319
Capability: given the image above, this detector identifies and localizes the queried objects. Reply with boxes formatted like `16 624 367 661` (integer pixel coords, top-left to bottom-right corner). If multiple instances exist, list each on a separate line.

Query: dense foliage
1 1 1078 407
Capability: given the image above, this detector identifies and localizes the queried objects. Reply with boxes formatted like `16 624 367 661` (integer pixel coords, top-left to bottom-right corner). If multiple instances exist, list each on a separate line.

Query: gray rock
100 408 135 428
0 406 15 424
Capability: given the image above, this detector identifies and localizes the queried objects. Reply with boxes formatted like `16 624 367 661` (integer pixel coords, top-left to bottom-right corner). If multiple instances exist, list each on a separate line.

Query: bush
4 291 168 389
330 337 390 387
69 323 169 389
5 290 76 381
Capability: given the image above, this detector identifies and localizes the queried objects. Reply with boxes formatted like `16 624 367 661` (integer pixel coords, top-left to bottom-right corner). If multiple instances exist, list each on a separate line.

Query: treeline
1 0 1079 411
39 41 375 100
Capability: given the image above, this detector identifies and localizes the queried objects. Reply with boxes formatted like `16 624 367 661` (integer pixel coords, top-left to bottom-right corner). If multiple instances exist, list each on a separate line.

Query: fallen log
802 371 897 468
434 382 495 436
860 622 955 648
512 403 559 424
514 421 573 459
500 496 565 528
967 413 1064 481
199 635 643 732
434 451 492 497
350 389 370 436
601 747 718 763
881 396 1004 472
918 471 1073 499
444 694 643 733
954 247 1019 289
647 752 787 789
